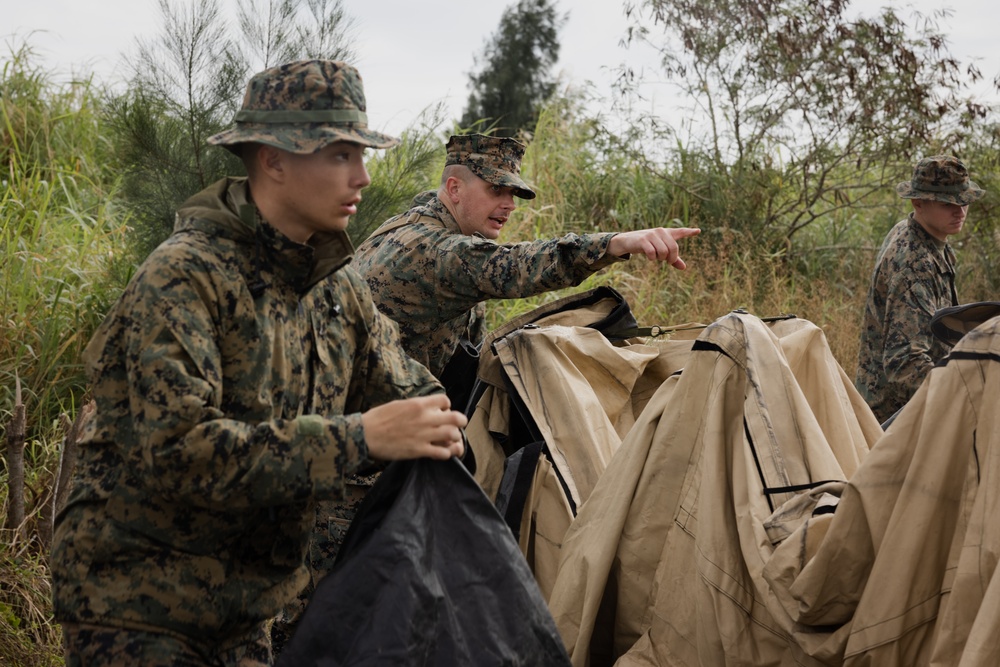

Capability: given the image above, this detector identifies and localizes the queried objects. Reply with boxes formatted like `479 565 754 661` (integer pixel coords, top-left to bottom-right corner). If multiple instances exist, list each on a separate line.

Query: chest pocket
311 307 333 368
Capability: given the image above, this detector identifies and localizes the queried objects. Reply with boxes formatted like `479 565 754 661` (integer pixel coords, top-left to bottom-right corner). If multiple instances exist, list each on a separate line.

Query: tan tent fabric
496 326 696 598
545 312 879 666
516 454 575 601
469 288 638 501
465 287 700 598
467 383 512 502
466 288 1000 665
494 326 661 508
765 315 1000 666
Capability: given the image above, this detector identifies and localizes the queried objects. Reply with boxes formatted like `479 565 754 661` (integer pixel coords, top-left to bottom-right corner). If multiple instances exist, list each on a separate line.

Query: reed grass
2 42 131 667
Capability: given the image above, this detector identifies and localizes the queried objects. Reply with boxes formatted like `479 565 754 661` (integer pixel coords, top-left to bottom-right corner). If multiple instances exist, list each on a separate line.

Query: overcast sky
5 0 998 137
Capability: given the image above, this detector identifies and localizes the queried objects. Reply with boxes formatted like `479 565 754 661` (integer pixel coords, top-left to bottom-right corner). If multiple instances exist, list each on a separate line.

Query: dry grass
486 212 876 377
0 527 63 667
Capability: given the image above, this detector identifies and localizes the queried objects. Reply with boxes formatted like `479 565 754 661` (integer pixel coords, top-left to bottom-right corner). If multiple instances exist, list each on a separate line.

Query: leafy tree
106 0 357 262
460 0 567 137
616 0 991 249
348 103 451 247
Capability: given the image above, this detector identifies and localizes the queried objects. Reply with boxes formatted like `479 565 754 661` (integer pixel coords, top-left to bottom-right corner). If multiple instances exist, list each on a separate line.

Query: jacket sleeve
387 227 622 325
439 230 623 303
113 255 373 510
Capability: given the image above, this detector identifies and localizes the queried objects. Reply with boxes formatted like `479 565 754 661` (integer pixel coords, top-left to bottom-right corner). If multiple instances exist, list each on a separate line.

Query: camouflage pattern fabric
51 177 441 656
61 622 271 667
353 194 625 378
855 215 959 422
895 155 985 206
269 472 381 654
444 133 536 199
208 59 398 154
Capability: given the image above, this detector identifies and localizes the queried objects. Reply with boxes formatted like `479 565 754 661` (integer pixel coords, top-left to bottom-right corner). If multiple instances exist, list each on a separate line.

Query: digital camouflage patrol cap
896 155 985 206
445 134 536 199
208 59 398 154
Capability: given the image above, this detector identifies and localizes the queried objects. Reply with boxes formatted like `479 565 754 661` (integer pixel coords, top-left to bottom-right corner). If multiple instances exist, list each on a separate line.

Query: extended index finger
669 227 701 239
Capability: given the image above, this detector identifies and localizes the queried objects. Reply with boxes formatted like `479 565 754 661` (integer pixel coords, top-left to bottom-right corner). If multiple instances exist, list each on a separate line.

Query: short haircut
441 163 472 187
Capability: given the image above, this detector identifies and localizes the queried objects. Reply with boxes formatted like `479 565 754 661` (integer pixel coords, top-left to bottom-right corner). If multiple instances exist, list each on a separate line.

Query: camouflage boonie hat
445 134 536 199
896 155 985 206
208 59 398 155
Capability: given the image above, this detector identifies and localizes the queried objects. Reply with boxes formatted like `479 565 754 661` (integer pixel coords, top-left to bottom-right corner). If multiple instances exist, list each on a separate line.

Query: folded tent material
493 293 1000 665
465 286 700 600
766 313 1000 666
525 311 879 665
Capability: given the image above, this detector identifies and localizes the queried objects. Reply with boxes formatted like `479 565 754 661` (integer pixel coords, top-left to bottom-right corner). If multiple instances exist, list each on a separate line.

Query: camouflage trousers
270 478 377 655
61 622 271 667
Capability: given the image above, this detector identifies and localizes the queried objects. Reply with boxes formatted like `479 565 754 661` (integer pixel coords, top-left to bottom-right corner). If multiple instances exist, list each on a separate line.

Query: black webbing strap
498 441 545 541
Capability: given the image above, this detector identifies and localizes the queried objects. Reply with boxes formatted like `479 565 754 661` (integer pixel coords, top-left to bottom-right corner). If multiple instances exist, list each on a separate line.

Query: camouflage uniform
855 214 959 422
51 60 437 665
855 155 985 423
353 134 626 378
61 623 271 667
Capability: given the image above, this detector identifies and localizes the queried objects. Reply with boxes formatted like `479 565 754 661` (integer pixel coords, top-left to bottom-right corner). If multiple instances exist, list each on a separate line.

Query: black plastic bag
277 458 571 667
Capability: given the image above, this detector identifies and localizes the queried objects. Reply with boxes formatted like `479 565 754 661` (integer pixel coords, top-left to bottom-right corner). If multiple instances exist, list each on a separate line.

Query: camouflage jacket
51 177 439 647
855 214 959 422
353 194 624 378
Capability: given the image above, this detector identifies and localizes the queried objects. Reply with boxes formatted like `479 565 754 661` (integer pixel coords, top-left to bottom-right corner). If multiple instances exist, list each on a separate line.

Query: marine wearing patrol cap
209 59 398 154
445 133 536 200
896 155 985 206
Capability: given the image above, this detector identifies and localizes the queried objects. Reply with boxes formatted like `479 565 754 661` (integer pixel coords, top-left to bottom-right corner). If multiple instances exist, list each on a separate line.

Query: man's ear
442 175 462 203
257 145 286 182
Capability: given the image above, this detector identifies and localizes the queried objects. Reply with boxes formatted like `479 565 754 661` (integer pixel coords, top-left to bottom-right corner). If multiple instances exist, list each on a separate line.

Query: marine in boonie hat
445 133 536 200
208 59 398 155
896 155 985 206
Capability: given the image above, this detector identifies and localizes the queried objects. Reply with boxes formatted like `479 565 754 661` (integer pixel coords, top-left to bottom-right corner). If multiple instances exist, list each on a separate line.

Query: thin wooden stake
6 375 27 535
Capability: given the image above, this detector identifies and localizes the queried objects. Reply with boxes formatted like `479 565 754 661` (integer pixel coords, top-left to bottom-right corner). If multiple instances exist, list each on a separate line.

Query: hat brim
208 122 399 155
896 181 985 206
483 174 536 200
930 301 1000 346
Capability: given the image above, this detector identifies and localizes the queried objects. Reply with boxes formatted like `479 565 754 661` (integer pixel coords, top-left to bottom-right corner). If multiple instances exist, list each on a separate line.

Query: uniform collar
906 213 956 273
415 195 464 235
177 178 354 293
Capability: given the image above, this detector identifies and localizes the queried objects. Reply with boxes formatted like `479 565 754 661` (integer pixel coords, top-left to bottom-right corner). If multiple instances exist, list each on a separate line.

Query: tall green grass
2 44 130 441
2 43 131 667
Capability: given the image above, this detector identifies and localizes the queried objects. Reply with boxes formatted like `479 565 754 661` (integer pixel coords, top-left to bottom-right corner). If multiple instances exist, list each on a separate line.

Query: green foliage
541 106 681 232
0 548 62 667
106 0 357 263
951 120 1000 293
460 0 567 137
618 0 993 248
1 42 130 452
348 105 449 247
234 0 357 65
2 41 130 667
